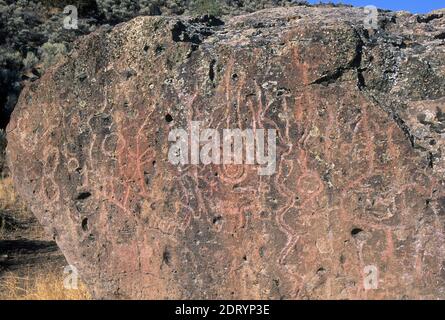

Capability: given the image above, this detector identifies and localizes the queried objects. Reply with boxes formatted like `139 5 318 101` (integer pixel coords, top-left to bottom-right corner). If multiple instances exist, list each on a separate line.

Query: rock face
6 6 445 299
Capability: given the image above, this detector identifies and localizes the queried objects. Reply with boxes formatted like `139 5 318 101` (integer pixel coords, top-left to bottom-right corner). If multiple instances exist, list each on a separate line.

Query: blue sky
308 1 444 13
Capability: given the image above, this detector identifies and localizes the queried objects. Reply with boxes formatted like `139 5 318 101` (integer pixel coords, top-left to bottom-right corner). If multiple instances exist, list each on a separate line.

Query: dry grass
0 176 46 239
0 267 91 300
0 177 20 211
0 129 6 178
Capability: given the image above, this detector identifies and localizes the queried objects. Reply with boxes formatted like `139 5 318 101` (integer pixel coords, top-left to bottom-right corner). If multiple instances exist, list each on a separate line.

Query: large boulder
6 6 445 299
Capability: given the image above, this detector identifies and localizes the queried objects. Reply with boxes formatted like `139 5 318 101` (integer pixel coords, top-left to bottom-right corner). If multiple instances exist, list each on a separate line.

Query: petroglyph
6 7 445 299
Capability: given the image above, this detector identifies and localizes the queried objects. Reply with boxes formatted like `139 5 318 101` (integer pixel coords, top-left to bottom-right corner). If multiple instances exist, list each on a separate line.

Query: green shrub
23 52 39 70
39 42 67 69
39 0 98 14
192 0 223 16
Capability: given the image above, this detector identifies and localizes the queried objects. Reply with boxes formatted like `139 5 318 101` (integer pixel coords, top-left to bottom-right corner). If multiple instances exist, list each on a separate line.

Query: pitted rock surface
6 6 445 299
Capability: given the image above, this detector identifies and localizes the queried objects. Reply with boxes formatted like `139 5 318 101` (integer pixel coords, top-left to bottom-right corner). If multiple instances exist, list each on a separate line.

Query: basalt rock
6 6 445 299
